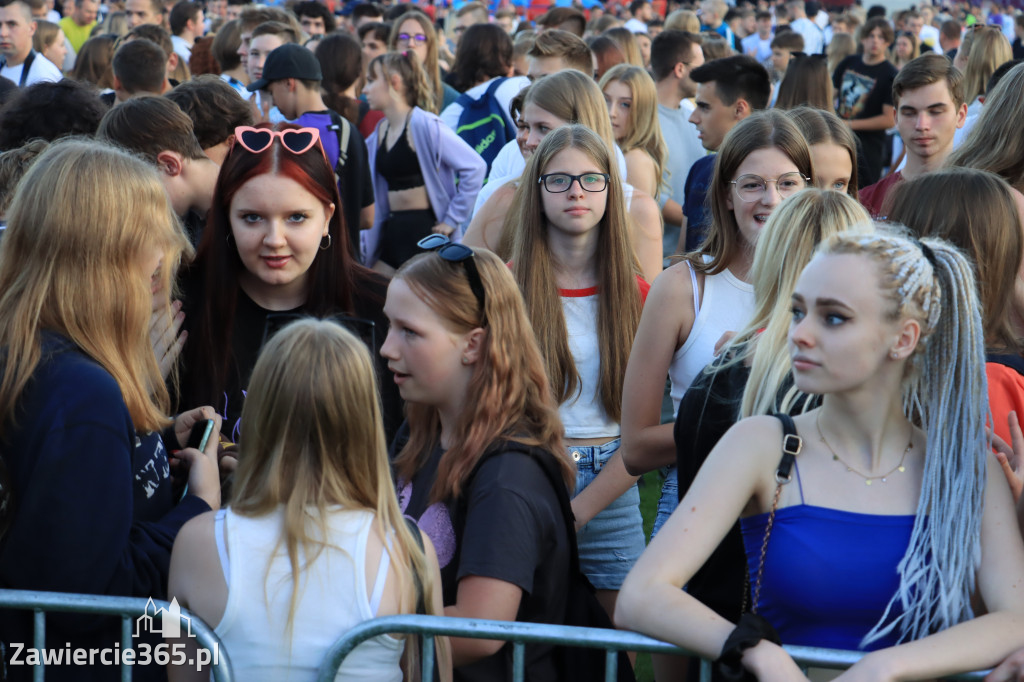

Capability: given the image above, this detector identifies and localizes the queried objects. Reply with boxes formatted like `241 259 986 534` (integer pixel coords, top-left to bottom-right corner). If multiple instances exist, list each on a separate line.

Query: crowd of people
0 0 1023 680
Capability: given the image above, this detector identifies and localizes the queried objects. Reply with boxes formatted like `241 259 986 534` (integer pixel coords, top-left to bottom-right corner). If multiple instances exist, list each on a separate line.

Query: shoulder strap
326 109 350 168
0 51 34 87
748 414 802 614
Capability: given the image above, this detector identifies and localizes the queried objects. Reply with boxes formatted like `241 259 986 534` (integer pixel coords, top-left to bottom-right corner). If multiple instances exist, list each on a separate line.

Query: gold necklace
815 414 912 486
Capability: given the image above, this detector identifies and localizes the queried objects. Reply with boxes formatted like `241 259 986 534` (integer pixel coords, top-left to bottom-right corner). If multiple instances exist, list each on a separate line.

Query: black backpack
454 442 637 682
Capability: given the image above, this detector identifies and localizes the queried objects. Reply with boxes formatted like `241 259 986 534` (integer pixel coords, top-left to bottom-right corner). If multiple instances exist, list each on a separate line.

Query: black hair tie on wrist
715 612 783 682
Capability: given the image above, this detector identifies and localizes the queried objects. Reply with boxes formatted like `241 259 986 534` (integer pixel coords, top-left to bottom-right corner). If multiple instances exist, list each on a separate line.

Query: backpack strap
326 109 350 169
0 50 35 87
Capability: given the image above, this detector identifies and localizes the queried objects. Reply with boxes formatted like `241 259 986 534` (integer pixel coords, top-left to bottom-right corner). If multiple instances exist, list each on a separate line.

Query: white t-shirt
741 33 773 62
0 52 62 86
439 75 530 133
624 17 648 33
918 25 943 54
789 16 824 54
171 34 193 63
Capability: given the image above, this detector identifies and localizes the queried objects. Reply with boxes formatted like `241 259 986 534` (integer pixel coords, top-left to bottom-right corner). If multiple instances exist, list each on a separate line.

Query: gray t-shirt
657 102 705 220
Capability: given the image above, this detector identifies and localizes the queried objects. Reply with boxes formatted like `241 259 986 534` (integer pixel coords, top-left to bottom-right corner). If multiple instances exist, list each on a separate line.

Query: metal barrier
0 589 232 682
317 614 991 682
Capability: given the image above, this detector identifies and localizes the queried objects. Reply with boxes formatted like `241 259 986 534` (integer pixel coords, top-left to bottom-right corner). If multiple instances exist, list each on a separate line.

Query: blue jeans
570 439 645 590
651 466 680 538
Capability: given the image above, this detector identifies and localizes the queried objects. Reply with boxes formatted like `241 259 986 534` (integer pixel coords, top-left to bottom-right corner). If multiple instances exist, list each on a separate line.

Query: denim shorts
651 466 680 539
570 438 645 590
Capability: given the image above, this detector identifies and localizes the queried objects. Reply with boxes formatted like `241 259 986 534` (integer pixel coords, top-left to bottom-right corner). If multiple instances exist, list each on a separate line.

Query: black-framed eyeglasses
398 32 428 43
417 234 487 324
539 172 610 193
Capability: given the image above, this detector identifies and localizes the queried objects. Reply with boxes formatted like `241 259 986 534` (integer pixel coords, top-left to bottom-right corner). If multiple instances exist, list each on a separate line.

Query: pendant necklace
816 414 912 486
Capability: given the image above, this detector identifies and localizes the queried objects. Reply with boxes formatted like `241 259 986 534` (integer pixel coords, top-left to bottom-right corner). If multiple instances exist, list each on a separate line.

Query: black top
395 431 568 682
832 55 897 186
176 272 402 445
674 352 816 623
376 121 426 192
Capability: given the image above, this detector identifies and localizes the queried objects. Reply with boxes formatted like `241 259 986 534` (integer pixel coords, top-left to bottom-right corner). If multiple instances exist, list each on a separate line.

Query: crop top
740 461 914 651
376 118 426 191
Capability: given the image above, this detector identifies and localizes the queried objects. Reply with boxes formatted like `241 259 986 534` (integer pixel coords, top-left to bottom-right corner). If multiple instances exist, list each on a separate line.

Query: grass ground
633 469 663 682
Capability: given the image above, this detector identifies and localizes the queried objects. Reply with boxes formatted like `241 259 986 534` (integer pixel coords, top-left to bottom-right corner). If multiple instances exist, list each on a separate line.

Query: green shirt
58 16 95 53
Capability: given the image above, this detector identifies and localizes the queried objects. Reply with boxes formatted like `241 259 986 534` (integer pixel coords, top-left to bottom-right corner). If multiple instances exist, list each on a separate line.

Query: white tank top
213 507 403 682
559 287 620 439
668 261 755 412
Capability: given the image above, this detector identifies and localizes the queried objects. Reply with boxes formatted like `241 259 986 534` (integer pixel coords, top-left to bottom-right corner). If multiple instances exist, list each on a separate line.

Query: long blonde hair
0 138 189 435
600 64 668 199
232 319 440 641
392 249 572 503
731 189 872 418
507 125 642 422
962 26 1011 104
388 11 444 114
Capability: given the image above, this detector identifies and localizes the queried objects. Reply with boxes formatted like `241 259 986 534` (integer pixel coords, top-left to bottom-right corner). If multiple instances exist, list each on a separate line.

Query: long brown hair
886 167 1024 355
599 64 667 199
0 138 189 435
506 124 642 422
232 319 440 648
392 249 572 503
694 110 814 274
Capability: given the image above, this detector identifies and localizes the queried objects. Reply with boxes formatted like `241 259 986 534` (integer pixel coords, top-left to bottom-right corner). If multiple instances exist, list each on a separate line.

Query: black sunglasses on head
417 234 487 325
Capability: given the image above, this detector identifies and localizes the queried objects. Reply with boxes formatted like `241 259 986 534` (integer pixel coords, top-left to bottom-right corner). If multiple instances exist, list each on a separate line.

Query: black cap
247 43 323 92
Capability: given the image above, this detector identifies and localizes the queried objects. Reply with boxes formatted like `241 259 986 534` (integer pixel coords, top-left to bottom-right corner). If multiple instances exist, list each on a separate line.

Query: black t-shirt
832 55 897 185
396 436 568 682
176 273 402 444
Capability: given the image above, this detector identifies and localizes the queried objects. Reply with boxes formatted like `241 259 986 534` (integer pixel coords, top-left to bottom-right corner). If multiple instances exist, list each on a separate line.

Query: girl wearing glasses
168 320 450 682
178 124 402 446
363 51 485 270
621 111 813 549
504 124 647 624
464 69 664 283
387 10 459 114
599 64 668 204
382 245 575 679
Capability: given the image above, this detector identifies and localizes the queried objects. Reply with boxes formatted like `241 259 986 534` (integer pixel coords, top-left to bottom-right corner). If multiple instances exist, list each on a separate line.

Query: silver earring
461 356 469 365
319 233 332 251
891 351 899 359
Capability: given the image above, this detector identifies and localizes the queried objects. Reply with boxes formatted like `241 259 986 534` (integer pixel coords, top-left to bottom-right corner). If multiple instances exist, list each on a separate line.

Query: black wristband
715 612 783 681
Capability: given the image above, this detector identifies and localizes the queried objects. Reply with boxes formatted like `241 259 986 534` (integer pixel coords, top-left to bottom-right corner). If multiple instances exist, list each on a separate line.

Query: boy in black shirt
832 17 897 186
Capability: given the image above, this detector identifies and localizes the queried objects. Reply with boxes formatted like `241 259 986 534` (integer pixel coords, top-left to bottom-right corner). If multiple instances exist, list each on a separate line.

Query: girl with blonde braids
619 230 1024 679
363 51 485 270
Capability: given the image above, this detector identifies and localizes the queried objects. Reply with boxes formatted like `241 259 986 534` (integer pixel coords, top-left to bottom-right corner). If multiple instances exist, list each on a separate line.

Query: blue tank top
740 463 916 651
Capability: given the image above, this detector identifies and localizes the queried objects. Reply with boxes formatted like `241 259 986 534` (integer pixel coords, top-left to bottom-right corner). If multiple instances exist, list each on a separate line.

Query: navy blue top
683 154 716 252
740 462 914 651
0 333 210 680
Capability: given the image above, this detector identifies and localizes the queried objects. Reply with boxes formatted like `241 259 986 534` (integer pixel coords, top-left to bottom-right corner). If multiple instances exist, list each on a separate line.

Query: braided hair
818 230 989 646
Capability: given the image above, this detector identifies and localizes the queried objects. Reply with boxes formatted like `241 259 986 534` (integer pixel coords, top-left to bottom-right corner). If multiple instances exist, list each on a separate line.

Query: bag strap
747 413 801 614
0 50 35 87
326 109 350 168
403 517 427 615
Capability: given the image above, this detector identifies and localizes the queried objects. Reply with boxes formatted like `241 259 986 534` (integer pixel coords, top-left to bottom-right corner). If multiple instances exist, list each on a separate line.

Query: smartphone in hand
186 419 215 452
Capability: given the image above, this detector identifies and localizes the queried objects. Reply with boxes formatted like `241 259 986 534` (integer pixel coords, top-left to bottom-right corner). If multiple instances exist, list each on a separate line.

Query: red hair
180 123 381 413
